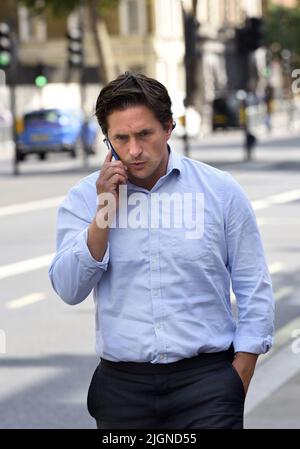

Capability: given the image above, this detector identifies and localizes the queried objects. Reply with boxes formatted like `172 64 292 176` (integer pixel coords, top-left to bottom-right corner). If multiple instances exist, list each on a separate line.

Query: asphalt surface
0 119 300 428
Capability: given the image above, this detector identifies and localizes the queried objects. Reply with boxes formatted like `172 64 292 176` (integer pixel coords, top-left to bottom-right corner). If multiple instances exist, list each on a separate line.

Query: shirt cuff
72 228 110 270
233 334 273 354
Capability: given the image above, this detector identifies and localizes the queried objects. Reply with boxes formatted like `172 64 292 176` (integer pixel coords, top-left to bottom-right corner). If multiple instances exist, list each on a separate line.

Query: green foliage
265 5 300 63
19 0 120 17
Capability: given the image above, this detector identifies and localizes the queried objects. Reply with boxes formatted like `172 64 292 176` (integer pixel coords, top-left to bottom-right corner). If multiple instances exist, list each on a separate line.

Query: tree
264 4 300 67
20 0 120 83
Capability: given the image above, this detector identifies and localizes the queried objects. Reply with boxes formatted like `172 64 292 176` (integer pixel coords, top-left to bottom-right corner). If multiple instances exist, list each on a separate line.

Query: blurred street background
1 0 300 429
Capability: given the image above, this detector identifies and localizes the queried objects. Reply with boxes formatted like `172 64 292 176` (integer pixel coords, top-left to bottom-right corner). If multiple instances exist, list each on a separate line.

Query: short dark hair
95 72 174 135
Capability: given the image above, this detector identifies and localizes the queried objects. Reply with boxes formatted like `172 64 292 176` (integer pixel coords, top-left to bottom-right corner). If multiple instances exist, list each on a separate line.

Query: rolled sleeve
72 227 110 270
233 334 274 354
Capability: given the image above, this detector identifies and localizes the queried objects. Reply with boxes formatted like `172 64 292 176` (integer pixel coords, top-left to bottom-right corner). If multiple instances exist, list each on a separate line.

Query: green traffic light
0 52 10 66
35 75 48 87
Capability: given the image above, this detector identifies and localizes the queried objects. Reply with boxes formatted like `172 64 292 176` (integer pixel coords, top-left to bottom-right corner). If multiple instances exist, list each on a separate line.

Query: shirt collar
166 145 182 175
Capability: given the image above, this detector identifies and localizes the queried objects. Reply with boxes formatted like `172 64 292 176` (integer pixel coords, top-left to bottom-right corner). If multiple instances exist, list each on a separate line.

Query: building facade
0 0 185 109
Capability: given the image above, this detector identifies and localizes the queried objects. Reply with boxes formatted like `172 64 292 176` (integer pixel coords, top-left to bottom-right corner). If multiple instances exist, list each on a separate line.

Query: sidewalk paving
245 348 300 429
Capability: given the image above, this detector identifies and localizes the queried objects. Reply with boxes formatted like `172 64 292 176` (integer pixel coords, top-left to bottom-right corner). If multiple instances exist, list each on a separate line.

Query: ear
166 120 174 140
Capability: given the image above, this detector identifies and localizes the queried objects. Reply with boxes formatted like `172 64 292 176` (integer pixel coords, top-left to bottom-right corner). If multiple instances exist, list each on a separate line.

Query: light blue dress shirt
49 148 274 363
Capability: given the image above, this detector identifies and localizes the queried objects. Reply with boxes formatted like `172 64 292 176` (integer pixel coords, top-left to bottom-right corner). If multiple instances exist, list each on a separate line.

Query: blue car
16 108 98 161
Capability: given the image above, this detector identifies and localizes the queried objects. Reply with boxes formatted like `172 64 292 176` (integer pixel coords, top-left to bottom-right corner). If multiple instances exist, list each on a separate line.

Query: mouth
130 161 147 169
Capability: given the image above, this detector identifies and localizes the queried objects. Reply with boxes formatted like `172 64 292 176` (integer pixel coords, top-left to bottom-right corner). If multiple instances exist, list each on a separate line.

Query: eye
139 130 151 138
116 135 127 142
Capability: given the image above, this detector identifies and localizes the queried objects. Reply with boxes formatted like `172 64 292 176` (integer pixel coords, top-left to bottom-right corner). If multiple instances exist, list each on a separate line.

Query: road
0 123 300 428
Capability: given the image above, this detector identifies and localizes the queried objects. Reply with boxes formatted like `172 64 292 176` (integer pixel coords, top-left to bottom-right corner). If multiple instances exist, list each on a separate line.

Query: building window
127 0 139 33
18 5 47 42
119 0 147 36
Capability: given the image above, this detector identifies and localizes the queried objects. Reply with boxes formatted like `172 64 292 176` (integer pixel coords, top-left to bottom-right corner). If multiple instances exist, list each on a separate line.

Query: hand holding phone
103 137 120 160
97 138 128 209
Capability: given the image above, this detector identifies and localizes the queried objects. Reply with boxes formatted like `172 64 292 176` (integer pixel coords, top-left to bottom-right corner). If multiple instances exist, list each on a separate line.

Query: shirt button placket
149 226 165 361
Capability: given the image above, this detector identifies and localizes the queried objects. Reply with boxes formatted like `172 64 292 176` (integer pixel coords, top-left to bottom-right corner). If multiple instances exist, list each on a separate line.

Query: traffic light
247 18 265 51
236 17 265 53
0 22 12 68
184 13 200 62
67 28 84 67
34 63 48 87
184 13 201 105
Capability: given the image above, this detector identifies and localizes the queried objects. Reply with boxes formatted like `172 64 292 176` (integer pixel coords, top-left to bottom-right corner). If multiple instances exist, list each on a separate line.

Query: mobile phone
104 137 120 160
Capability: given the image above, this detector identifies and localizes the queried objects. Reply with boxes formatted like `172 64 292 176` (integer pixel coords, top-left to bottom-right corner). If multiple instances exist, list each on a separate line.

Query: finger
110 174 127 187
102 166 128 182
104 149 113 163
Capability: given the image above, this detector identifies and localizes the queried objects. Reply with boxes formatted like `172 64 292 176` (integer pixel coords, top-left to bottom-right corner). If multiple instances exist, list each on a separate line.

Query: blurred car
212 92 261 131
212 95 241 130
16 108 98 161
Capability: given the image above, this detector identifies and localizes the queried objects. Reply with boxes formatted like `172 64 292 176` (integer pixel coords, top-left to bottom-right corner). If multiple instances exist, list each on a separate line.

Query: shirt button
153 289 159 297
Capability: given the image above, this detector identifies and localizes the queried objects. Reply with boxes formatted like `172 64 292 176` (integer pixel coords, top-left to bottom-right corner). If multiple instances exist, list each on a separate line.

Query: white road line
275 287 293 302
269 262 285 275
6 292 46 309
252 189 300 211
257 217 300 227
0 253 54 281
245 341 300 416
0 196 64 217
0 187 298 219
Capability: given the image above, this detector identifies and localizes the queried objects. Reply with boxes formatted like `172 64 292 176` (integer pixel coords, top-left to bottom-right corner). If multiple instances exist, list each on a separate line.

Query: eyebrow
113 128 154 139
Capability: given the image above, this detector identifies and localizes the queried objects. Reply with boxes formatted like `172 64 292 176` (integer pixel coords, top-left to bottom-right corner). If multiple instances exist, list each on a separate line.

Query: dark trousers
87 346 245 429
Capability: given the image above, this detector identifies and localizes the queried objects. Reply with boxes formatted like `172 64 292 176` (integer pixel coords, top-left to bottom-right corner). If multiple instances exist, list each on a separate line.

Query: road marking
252 189 300 211
0 187 298 219
245 341 300 416
6 292 46 309
0 196 64 217
275 286 293 302
258 217 300 227
0 253 54 281
269 262 284 275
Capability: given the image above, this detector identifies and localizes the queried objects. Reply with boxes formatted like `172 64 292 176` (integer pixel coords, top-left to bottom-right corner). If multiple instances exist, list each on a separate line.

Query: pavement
0 109 300 428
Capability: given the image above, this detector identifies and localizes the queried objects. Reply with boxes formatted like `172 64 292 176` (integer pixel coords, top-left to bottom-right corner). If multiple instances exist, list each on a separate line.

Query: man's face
107 105 172 190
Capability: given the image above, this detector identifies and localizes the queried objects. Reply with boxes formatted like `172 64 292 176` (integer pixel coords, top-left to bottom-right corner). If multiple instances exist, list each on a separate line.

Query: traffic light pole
80 70 89 169
182 6 201 159
10 77 18 175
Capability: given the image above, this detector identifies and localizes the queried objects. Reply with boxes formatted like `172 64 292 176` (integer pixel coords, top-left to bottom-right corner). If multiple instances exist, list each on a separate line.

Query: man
49 72 274 429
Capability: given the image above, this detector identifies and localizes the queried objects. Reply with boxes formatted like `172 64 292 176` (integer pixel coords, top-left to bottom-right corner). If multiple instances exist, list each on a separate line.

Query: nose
128 137 142 159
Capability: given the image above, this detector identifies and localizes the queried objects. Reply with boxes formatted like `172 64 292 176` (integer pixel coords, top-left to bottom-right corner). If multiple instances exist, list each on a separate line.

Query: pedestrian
264 83 274 132
49 72 274 429
240 96 257 161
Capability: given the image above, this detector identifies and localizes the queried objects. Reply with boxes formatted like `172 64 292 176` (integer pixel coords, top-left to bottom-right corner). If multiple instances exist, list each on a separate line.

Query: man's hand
96 150 128 207
87 150 128 262
232 352 258 396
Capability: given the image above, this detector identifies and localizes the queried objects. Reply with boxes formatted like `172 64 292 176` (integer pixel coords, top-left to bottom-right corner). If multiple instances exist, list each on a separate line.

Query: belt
100 344 234 375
